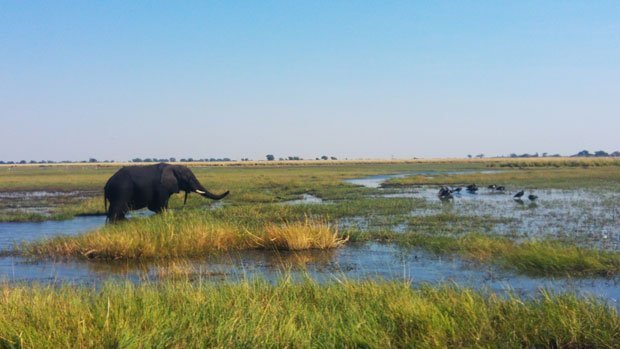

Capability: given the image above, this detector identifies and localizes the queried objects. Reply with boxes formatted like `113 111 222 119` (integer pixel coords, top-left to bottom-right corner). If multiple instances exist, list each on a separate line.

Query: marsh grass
19 211 347 260
384 166 620 189
0 279 617 348
383 232 620 276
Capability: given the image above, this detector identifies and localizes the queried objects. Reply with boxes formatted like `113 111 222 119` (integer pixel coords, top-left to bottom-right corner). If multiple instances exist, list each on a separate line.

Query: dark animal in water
487 184 496 190
513 190 525 199
528 194 538 201
438 186 453 200
104 163 230 222
466 184 478 193
495 186 506 192
451 187 462 193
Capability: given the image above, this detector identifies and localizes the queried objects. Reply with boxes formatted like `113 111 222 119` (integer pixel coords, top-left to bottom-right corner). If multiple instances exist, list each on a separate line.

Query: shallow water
0 190 97 216
344 170 501 188
281 194 324 205
383 187 620 250
0 216 617 304
0 172 619 304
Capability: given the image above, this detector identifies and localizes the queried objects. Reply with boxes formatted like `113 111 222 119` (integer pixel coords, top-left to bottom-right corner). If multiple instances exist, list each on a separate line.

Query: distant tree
510 153 517 158
321 155 328 160
594 150 609 157
132 158 142 163
29 160 37 164
330 156 337 160
266 154 275 161
19 160 26 164
0 161 4 164
89 158 97 163
467 154 472 159
542 152 548 157
169 157 176 162
575 150 591 157
610 151 620 157
476 154 484 158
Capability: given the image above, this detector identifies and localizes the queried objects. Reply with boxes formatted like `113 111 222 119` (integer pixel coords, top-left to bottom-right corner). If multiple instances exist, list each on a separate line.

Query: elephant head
160 164 230 204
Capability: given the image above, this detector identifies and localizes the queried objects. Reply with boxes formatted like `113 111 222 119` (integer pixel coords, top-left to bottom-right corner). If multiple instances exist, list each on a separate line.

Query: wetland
0 159 619 347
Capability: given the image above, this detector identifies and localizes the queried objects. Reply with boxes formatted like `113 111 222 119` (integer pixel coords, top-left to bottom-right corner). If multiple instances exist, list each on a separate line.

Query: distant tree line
0 159 117 164
265 154 338 161
469 150 620 159
0 157 237 164
571 150 620 157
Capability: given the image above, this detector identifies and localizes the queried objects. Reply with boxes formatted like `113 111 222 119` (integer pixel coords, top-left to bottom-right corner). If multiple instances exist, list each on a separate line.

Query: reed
0 279 617 348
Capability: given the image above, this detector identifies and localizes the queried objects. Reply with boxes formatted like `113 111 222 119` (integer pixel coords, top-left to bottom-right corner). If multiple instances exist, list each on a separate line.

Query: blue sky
1 1 618 161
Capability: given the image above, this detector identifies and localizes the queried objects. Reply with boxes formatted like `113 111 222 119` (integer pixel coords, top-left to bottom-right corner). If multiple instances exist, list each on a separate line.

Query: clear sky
1 1 618 161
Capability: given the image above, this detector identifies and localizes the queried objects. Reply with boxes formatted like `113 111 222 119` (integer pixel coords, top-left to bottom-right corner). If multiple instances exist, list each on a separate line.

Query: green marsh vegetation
384 165 620 189
2 160 620 347
0 279 617 348
4 160 620 277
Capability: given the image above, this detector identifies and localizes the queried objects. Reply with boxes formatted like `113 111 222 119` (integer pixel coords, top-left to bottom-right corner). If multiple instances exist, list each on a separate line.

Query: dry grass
265 219 347 250
19 211 347 260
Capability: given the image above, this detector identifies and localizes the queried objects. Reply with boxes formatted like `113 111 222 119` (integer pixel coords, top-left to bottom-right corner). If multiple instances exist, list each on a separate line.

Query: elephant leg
148 201 167 214
107 201 128 223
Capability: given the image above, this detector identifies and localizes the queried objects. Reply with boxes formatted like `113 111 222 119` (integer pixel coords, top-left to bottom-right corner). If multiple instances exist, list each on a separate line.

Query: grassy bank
0 279 617 348
18 211 345 260
389 232 620 277
384 166 620 189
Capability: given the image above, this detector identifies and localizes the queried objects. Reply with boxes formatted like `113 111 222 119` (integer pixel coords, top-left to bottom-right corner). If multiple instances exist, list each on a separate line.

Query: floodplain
0 158 619 347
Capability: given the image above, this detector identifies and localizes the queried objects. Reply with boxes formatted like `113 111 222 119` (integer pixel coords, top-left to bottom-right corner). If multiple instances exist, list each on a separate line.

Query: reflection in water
1 243 618 306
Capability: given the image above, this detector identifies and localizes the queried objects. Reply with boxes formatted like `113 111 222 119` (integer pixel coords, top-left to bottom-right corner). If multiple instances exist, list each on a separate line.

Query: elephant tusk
195 190 206 194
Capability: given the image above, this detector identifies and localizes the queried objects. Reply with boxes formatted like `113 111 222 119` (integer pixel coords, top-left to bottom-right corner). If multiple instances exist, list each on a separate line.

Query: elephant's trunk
195 188 230 200
192 181 229 200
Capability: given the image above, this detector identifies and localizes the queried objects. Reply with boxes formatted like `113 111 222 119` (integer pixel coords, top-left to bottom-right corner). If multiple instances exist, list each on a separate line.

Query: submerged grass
0 279 617 348
362 231 620 277
19 211 346 260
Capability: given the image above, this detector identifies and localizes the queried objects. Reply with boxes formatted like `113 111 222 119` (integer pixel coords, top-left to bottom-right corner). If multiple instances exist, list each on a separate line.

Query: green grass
354 231 620 277
0 279 617 348
14 203 620 276
384 166 620 189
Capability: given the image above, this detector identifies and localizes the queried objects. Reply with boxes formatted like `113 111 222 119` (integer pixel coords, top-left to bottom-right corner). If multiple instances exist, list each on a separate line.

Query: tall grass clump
392 232 620 277
266 219 347 250
19 210 347 260
0 279 617 348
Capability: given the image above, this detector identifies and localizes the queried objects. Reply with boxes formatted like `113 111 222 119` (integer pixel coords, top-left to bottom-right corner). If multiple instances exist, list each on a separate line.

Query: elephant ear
161 166 180 193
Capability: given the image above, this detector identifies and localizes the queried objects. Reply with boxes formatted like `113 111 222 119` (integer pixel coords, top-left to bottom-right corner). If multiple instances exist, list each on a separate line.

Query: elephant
104 163 229 222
